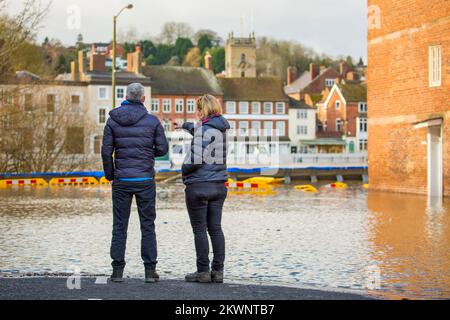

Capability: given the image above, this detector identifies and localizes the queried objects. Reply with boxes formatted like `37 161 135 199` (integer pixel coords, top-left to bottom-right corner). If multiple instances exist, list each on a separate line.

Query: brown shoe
185 272 212 283
211 271 224 283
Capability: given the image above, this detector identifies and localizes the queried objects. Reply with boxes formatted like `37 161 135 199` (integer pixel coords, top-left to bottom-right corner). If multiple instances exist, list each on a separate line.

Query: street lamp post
112 4 133 109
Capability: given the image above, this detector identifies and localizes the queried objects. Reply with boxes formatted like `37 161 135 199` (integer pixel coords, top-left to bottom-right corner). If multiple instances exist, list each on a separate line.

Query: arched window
240 53 246 63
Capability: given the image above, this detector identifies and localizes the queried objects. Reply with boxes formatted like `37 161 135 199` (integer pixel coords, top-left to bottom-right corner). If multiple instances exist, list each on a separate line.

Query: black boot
185 272 212 283
145 268 160 283
211 270 224 283
110 268 124 283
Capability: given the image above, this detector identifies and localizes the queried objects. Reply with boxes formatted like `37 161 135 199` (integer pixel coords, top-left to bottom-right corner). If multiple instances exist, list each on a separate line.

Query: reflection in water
0 185 448 299
367 192 450 299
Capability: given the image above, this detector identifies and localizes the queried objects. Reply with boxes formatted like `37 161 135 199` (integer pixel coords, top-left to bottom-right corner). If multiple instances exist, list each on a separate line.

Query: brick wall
367 0 450 196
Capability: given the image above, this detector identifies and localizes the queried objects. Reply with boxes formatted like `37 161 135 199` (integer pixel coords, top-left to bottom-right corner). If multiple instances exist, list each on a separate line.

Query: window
335 100 341 110
116 87 125 100
175 99 184 113
263 102 273 114
172 144 184 155
276 121 285 136
297 109 307 119
228 121 236 135
336 119 342 132
24 94 33 111
241 53 246 63
241 71 245 78
71 95 80 105
359 139 368 151
297 125 307 135
163 120 171 131
98 87 108 100
94 135 102 154
163 99 171 113
65 127 84 154
47 94 55 112
251 121 261 136
325 79 335 87
239 121 249 136
187 99 196 113
264 121 273 136
358 102 367 113
275 102 285 114
359 118 368 133
98 107 107 124
429 45 442 87
251 102 261 114
151 99 159 113
226 101 236 114
239 101 249 114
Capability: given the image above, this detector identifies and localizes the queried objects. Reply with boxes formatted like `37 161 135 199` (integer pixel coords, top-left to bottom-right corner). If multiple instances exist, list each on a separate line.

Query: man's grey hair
126 83 145 101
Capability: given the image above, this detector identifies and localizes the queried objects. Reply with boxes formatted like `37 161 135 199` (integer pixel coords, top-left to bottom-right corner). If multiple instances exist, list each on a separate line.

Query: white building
288 98 317 154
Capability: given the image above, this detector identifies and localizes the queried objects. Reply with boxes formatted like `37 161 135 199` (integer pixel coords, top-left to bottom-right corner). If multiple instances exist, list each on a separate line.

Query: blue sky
5 0 368 60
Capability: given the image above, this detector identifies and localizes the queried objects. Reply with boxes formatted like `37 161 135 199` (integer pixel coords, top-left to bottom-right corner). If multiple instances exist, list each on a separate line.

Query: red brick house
316 81 367 153
368 0 449 197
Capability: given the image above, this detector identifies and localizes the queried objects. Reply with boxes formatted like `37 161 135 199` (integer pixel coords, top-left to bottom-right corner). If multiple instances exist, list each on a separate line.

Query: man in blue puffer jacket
101 83 168 283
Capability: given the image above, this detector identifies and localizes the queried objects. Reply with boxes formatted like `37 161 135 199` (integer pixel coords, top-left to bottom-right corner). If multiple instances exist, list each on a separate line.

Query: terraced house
316 81 367 153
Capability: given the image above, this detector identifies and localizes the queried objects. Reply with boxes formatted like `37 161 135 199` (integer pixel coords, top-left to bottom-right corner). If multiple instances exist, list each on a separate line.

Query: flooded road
0 183 449 299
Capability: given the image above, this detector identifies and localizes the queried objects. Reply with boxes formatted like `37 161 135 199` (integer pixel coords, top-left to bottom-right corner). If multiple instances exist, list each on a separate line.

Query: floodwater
0 183 449 300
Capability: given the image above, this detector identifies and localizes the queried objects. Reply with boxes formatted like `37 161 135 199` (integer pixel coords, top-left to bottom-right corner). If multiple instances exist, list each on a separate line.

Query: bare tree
0 0 51 75
0 81 95 173
158 22 194 44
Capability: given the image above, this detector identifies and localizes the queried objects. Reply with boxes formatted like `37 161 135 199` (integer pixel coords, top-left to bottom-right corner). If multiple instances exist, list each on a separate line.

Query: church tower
225 32 257 78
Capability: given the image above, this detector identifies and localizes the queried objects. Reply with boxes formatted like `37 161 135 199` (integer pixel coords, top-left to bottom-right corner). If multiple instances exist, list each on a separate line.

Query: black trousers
111 180 157 270
185 182 227 273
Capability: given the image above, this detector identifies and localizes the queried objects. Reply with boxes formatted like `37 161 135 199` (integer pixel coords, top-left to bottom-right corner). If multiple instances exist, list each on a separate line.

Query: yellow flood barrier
363 184 369 189
49 177 98 186
226 181 274 196
99 177 111 185
322 182 348 190
242 177 284 185
294 185 318 193
0 178 48 188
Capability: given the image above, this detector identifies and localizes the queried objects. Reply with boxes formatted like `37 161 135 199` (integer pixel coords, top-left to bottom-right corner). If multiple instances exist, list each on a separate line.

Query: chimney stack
204 51 213 71
70 61 78 81
340 62 350 77
89 53 106 72
309 63 320 81
78 51 86 76
287 66 297 85
127 44 142 74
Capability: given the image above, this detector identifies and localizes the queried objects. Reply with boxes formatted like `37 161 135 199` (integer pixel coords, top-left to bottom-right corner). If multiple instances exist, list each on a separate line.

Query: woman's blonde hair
197 94 222 118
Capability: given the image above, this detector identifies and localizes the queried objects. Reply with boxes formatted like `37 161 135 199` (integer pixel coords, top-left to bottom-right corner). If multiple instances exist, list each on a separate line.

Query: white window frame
335 100 341 110
429 45 442 87
275 102 285 114
98 87 108 100
276 121 285 136
151 99 159 113
325 79 335 87
187 99 196 113
358 102 367 113
263 102 273 115
359 118 368 133
251 121 261 136
226 101 236 114
251 102 261 114
359 139 368 151
297 125 307 135
162 99 171 113
97 107 108 125
239 121 249 136
175 99 184 113
297 109 307 119
336 118 342 132
116 86 126 100
239 101 249 114
263 121 273 136
228 120 236 135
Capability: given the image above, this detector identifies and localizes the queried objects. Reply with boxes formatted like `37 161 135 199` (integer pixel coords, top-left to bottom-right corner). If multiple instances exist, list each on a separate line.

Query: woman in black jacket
175 94 230 283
